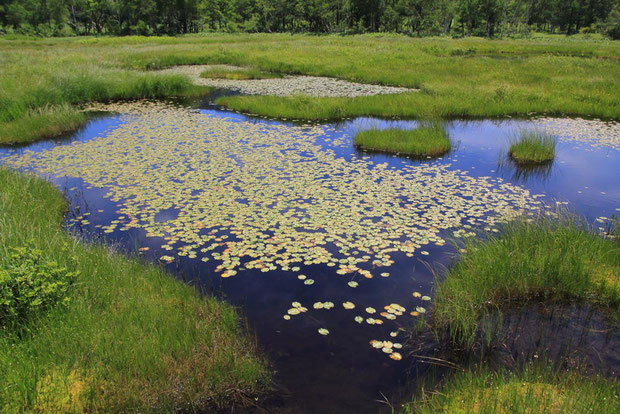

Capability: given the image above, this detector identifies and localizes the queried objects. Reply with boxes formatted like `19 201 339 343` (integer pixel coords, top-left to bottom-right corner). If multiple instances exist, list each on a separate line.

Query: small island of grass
200 67 283 80
432 215 619 347
509 129 557 164
354 124 451 158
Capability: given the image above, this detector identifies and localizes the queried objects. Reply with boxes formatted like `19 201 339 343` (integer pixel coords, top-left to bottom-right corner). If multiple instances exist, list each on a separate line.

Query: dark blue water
1 97 618 413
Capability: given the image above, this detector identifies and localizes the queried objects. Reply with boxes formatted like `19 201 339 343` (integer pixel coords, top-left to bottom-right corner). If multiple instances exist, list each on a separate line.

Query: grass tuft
0 168 271 412
354 123 451 157
432 214 620 347
509 128 557 164
405 362 620 414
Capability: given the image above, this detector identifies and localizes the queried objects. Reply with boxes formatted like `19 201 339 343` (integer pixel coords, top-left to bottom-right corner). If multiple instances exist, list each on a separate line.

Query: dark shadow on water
497 157 555 184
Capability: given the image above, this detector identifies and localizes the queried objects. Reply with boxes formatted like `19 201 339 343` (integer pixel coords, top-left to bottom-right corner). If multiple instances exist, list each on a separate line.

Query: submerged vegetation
432 215 620 347
0 168 270 411
509 128 558 164
354 123 451 157
406 362 620 413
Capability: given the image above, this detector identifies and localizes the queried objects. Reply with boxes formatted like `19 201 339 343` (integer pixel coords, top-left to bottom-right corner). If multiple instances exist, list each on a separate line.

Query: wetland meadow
0 34 619 413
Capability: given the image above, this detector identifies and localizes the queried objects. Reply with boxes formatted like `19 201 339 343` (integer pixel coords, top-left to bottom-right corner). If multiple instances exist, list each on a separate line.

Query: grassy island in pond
0 169 270 412
354 125 451 157
509 129 558 164
432 215 619 347
406 363 620 414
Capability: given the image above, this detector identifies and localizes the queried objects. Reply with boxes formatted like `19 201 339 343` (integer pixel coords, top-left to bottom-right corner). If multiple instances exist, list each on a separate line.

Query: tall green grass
404 362 619 413
509 129 557 164
1 34 619 143
354 123 451 157
0 104 87 145
432 215 620 348
0 168 271 412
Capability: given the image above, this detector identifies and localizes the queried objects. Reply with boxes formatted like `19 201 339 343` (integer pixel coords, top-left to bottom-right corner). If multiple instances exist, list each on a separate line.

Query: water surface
1 96 618 413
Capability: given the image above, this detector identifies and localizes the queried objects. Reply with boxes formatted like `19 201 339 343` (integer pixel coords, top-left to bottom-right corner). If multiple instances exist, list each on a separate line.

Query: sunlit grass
509 129 557 164
404 362 620 413
1 34 619 143
354 123 451 157
0 104 87 145
200 66 283 80
432 214 620 348
0 168 271 412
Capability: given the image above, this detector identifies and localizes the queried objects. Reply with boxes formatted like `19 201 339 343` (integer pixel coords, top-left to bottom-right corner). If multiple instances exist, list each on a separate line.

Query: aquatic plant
354 123 451 157
432 214 620 348
509 128 557 164
5 102 540 283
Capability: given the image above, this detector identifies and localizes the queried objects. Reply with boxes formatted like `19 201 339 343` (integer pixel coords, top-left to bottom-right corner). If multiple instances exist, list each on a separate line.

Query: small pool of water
1 95 618 413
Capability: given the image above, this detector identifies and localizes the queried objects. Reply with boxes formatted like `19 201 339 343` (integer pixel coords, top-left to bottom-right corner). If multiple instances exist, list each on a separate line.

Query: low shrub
0 243 78 326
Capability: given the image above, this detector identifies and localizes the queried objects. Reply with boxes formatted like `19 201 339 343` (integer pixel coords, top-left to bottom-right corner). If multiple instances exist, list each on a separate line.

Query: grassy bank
0 104 88 146
0 52 197 144
432 215 619 347
0 168 270 412
509 129 557 164
200 66 282 80
405 362 619 413
354 124 451 157
1 34 619 143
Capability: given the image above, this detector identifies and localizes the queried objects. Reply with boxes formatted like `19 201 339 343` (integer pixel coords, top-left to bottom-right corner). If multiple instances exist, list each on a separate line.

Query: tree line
1 0 619 39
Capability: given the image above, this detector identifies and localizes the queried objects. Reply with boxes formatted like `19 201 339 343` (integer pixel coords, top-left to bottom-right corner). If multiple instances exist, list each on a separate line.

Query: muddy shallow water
1 95 619 413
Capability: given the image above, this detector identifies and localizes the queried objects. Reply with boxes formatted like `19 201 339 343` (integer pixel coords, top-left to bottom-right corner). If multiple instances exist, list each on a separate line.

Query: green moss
0 168 271 412
432 215 620 347
354 124 451 157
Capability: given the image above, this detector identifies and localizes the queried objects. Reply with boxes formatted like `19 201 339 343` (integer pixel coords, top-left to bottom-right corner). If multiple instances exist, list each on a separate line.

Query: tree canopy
1 0 619 38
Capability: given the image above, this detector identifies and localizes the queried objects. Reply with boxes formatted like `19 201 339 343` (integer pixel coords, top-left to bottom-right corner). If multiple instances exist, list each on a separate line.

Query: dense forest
1 0 619 39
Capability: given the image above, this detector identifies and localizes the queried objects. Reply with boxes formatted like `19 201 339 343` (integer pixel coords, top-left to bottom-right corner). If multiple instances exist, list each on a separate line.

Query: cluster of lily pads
5 101 547 360
535 117 620 150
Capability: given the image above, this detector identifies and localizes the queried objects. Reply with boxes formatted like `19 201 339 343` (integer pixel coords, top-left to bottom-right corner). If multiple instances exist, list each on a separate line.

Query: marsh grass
404 362 620 413
432 214 620 348
354 123 451 157
509 128 557 164
0 168 271 412
0 104 88 145
200 66 283 80
1 34 619 142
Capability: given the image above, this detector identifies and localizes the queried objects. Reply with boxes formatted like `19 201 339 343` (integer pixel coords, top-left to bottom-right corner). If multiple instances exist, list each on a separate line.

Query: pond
1 95 619 413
